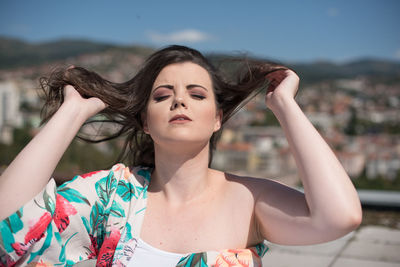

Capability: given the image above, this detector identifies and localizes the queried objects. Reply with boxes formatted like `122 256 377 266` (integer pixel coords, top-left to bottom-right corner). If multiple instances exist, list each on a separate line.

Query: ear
214 109 223 132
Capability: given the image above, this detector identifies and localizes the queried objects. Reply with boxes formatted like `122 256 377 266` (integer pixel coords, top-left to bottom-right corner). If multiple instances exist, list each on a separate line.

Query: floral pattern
0 164 268 266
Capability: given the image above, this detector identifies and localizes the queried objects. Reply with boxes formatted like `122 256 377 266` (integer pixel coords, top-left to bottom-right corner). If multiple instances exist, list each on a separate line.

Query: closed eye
153 95 170 102
152 85 173 102
191 94 206 100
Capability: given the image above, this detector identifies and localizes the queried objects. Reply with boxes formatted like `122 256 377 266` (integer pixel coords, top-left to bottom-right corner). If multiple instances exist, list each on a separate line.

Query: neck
150 142 212 205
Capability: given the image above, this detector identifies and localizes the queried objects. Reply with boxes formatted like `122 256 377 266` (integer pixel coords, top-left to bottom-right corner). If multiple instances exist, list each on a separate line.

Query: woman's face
144 62 221 148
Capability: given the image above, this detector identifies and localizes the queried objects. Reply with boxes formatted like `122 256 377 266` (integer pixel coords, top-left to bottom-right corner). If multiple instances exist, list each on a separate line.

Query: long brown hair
40 45 286 167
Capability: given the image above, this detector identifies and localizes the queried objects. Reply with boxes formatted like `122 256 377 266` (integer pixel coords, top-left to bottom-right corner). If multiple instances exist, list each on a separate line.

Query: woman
0 45 362 266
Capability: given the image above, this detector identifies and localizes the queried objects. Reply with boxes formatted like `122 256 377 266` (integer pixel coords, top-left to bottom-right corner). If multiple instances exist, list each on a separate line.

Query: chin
156 136 210 148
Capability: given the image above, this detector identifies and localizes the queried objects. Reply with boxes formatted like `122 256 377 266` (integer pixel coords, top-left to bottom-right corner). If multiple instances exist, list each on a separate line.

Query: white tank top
127 238 185 267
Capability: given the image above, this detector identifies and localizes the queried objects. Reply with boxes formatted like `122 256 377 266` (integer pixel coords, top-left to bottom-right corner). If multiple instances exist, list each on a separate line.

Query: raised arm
254 70 362 245
0 85 106 220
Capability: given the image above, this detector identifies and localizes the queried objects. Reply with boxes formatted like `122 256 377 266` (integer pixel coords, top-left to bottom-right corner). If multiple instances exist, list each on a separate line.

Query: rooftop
263 225 400 267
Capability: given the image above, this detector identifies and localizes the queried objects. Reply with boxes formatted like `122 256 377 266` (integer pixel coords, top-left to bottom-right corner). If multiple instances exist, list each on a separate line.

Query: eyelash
191 94 206 100
153 94 206 102
154 95 169 102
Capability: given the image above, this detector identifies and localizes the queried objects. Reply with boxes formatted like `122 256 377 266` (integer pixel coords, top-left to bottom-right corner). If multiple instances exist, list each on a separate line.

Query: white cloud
147 29 213 43
327 7 339 17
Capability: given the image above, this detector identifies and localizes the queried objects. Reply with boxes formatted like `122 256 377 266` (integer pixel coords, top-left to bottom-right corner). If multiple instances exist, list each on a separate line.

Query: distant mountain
1 36 399 83
290 59 400 83
208 54 400 84
0 36 153 69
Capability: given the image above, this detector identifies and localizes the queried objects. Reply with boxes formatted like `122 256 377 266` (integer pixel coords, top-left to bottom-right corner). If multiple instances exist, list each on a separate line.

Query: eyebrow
152 84 208 92
152 84 173 92
187 84 208 91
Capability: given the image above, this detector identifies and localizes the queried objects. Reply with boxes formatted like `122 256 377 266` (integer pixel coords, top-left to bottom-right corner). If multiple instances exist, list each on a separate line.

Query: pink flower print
97 229 121 267
11 241 32 257
53 194 77 233
80 170 104 179
215 249 253 267
123 167 131 181
11 212 52 258
24 212 52 244
27 259 54 266
87 234 99 259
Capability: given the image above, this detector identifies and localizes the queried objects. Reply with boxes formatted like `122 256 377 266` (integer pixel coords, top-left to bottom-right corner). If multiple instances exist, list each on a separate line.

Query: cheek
145 105 166 131
198 105 220 128
145 110 158 129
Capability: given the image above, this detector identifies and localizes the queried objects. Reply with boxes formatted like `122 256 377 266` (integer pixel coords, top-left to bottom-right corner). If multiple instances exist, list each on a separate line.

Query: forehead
153 62 212 87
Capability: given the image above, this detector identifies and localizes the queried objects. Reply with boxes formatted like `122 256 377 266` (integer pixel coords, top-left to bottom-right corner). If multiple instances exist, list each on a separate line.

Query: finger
63 85 79 98
267 80 279 92
266 70 288 91
266 69 287 80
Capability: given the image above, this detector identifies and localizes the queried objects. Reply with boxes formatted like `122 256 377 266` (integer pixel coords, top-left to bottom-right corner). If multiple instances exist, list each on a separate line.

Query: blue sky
0 0 399 62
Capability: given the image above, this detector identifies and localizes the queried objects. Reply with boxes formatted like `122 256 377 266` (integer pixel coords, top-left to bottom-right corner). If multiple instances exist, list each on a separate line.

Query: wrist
58 101 89 124
269 94 298 118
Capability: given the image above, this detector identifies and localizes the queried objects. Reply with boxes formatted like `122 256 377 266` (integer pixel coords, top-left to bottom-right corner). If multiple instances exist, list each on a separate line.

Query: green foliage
0 126 124 180
263 111 280 126
353 168 400 191
249 111 280 126
344 107 400 135
344 107 358 136
0 126 32 165
55 138 123 178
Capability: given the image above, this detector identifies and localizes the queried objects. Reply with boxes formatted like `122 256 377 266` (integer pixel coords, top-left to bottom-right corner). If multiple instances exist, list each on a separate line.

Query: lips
169 114 192 123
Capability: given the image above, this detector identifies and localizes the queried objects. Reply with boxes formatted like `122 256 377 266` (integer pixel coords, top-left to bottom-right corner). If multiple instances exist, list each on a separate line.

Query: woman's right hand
0 83 107 220
62 84 107 121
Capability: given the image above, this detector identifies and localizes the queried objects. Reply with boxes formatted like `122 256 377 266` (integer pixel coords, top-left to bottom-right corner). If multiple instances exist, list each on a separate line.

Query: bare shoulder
221 171 303 202
207 169 265 210
212 170 307 244
222 172 309 243
209 168 305 213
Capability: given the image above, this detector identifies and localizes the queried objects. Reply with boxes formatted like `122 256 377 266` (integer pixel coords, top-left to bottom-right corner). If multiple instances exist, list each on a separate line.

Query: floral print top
0 164 268 266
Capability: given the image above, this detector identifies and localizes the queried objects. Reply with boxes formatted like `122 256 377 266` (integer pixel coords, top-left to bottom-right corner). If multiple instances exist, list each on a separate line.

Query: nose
170 96 187 110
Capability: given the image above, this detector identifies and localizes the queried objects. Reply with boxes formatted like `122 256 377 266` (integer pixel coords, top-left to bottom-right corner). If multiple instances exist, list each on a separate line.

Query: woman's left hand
265 69 299 112
256 68 362 246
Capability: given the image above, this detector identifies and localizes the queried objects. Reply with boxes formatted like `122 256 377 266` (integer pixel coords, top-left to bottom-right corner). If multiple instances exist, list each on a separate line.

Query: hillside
1 36 400 83
290 59 400 83
0 36 154 69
